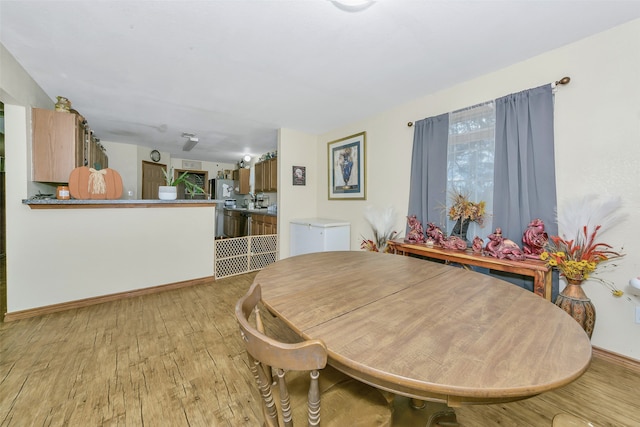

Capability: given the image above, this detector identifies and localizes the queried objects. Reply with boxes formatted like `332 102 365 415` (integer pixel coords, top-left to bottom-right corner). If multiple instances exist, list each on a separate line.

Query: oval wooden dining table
253 251 592 424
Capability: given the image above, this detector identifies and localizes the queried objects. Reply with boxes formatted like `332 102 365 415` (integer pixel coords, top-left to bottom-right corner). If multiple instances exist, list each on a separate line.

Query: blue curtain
407 114 449 234
493 84 559 298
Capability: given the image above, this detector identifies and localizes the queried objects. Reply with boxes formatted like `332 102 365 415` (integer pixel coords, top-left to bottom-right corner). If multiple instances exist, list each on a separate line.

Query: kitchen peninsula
9 199 216 321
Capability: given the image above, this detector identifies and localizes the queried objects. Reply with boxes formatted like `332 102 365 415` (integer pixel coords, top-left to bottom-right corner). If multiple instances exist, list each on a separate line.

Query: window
446 101 495 241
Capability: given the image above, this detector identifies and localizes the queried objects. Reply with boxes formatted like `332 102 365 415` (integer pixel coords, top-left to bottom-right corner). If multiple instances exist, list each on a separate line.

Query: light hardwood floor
1 272 638 426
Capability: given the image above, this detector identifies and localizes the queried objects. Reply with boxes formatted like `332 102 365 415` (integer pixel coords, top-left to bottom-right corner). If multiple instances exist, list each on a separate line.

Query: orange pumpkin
68 166 123 200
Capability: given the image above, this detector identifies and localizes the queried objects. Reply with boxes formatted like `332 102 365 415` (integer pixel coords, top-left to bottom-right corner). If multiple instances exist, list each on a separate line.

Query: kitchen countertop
224 207 277 216
23 199 217 209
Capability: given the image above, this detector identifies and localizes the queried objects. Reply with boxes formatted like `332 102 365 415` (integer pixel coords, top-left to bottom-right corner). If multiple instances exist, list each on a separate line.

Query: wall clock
150 150 161 162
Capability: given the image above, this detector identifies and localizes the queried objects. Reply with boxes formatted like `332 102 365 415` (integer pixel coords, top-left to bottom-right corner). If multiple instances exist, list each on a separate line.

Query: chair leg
308 370 321 426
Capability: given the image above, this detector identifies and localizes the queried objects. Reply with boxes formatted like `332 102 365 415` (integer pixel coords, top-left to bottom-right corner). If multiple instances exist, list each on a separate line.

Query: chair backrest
236 282 328 427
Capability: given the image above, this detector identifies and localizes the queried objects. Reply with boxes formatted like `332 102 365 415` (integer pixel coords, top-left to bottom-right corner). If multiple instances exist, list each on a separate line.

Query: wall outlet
636 306 640 324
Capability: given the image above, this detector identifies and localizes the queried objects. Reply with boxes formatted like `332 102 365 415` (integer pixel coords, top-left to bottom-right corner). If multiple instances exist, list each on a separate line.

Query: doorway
141 161 166 199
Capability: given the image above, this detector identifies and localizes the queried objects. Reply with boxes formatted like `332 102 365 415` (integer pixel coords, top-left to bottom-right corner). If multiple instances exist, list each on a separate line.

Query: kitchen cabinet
233 168 250 194
32 108 108 183
224 209 247 237
255 158 277 192
251 214 277 235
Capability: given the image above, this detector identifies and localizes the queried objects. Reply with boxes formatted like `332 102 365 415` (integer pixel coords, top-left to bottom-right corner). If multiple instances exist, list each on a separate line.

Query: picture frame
327 131 366 200
292 166 306 186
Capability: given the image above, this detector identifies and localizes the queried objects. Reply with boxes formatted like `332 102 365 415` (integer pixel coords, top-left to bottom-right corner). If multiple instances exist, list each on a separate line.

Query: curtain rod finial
407 122 414 127
555 76 571 86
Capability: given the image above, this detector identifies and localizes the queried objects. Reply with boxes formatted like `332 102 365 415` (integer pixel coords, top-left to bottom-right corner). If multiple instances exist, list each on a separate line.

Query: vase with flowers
540 196 625 338
360 206 400 253
447 190 486 245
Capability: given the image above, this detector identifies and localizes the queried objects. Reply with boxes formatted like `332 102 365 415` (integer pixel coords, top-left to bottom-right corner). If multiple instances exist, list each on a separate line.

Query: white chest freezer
290 218 351 256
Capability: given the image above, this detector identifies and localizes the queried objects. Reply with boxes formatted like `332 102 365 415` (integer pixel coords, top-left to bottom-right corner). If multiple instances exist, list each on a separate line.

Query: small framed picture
327 131 366 200
292 166 306 186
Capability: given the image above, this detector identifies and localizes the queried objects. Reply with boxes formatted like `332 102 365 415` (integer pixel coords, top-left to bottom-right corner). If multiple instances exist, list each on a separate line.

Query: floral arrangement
361 206 399 253
448 190 486 226
541 195 626 297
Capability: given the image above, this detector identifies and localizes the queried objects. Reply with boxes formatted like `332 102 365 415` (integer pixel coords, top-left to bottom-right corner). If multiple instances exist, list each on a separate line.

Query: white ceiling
2 1 640 164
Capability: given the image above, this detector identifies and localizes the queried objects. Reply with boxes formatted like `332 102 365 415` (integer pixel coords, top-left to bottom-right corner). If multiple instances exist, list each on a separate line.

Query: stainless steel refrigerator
210 179 236 200
210 179 236 238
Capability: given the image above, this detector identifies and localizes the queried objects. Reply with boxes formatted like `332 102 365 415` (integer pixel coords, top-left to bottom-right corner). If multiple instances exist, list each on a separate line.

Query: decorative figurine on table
522 218 548 259
484 227 526 260
472 236 484 254
426 222 445 246
441 235 468 251
405 215 426 243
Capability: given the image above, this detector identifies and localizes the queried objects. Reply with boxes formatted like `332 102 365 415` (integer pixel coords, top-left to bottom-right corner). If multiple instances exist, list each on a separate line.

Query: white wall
299 19 640 360
101 140 138 197
278 128 320 258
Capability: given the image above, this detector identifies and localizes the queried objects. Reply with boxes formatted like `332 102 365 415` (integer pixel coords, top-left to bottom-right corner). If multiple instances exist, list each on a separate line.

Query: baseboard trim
592 346 640 372
3 276 216 322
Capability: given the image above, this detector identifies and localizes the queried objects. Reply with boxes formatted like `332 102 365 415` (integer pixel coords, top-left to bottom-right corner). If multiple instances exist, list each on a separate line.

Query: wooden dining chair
236 282 394 427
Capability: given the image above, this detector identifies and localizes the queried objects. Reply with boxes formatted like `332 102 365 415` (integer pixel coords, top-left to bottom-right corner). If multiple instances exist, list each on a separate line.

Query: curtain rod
407 76 571 127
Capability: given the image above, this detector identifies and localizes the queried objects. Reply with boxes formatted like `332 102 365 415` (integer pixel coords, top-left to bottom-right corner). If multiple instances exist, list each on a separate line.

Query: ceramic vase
451 217 471 245
158 185 177 200
555 278 596 339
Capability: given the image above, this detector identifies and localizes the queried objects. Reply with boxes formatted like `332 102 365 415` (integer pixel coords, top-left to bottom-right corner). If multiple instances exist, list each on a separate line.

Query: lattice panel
215 237 249 258
214 234 279 279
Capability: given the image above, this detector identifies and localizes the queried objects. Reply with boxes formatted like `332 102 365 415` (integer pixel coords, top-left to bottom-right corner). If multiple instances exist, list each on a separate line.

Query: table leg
393 396 459 426
427 408 459 426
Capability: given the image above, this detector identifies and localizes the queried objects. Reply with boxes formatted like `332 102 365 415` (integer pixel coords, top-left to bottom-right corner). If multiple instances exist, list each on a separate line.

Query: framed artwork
292 166 306 186
327 131 366 200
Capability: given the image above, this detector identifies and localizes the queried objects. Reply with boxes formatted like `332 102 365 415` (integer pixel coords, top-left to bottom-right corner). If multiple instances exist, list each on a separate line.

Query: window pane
446 102 495 242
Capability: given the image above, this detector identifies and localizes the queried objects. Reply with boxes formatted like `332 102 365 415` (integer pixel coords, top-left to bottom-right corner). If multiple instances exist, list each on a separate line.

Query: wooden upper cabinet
255 162 265 192
32 108 108 183
267 158 277 191
32 108 83 183
234 168 250 194
255 158 277 192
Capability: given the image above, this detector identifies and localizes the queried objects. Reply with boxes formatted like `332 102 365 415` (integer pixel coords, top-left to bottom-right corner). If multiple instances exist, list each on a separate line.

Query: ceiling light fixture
181 132 199 151
239 154 252 169
329 0 375 12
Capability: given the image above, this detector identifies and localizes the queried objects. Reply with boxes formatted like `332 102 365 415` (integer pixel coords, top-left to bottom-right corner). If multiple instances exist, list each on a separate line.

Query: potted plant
159 167 205 200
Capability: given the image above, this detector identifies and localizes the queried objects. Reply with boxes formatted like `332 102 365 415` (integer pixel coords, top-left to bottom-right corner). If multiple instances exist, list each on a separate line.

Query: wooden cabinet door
237 169 250 194
32 108 80 183
251 215 263 235
32 108 107 183
254 162 265 192
267 158 278 191
264 216 277 234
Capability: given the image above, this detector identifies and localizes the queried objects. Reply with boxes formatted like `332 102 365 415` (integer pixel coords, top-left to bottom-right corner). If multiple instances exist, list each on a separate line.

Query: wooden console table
387 239 552 301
